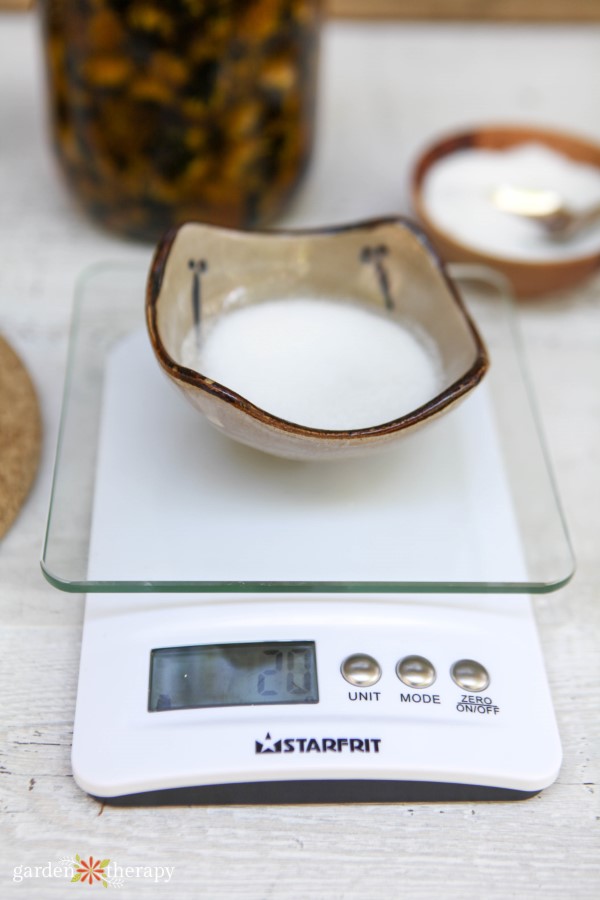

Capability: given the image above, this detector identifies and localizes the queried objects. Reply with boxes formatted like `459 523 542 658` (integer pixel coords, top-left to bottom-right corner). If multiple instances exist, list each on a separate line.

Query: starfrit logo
255 733 381 754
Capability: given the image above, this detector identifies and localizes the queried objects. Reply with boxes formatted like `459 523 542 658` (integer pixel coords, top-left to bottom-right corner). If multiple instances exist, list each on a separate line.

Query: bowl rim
146 216 489 442
412 122 600 271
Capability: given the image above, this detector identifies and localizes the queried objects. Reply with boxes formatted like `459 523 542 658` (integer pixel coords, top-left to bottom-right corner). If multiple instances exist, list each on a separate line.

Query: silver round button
451 659 490 691
396 655 436 688
341 653 381 687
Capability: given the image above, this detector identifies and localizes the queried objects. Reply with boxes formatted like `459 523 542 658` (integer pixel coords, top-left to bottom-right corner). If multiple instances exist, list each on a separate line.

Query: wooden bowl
412 124 600 298
146 218 488 461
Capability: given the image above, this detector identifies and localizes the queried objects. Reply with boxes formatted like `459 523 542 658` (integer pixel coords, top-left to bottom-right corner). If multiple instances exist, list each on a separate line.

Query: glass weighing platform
42 263 575 804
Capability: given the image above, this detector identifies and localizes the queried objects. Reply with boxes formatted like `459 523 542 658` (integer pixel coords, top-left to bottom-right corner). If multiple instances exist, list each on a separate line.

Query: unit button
451 659 490 691
341 654 381 687
396 655 436 688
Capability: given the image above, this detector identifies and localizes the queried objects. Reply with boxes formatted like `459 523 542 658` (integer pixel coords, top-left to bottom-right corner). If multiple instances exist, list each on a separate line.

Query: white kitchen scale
42 264 574 804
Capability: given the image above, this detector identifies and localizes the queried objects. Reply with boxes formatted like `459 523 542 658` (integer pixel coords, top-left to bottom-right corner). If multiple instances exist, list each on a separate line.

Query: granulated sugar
181 298 442 430
423 142 600 261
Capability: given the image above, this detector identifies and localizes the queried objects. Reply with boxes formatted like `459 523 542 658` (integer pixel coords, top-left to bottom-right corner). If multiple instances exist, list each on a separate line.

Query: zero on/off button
451 659 490 691
341 654 381 687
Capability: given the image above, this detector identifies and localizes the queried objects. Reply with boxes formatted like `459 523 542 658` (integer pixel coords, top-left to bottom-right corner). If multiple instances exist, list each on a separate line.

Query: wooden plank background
2 0 600 20
328 0 600 20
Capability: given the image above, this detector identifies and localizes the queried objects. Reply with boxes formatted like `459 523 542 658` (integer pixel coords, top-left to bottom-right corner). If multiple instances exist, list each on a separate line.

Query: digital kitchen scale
42 264 574 803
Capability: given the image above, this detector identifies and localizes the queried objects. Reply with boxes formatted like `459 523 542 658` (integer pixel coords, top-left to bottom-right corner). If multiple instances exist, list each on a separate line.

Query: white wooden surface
1 14 599 899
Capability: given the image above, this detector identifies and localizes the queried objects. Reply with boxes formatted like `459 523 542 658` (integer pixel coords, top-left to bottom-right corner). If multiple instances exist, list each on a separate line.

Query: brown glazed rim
412 123 600 271
146 216 489 442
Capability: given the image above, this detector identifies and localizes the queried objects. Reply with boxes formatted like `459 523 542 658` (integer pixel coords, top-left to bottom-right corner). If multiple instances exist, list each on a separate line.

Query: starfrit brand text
255 733 382 754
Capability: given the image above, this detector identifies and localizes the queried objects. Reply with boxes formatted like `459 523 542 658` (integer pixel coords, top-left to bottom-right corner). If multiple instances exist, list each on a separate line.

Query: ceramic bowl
412 124 600 298
146 218 488 461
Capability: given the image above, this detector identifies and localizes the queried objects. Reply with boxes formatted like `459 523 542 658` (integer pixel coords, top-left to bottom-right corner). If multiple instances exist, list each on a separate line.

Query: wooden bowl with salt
412 124 600 298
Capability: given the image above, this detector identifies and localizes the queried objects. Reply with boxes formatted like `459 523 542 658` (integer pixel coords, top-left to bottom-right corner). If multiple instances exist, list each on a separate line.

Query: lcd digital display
149 641 318 711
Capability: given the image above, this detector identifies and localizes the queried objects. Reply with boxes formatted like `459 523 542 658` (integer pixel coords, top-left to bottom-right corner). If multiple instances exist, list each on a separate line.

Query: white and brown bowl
146 217 489 461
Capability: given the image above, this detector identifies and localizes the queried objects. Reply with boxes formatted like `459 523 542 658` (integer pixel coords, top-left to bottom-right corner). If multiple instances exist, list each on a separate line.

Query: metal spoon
492 184 600 239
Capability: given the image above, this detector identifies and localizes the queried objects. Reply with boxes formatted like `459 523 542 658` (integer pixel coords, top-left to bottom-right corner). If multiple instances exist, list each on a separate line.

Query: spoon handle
573 200 600 232
553 200 600 240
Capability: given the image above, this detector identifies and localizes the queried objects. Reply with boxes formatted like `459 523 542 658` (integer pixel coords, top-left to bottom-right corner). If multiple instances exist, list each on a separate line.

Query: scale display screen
149 641 319 711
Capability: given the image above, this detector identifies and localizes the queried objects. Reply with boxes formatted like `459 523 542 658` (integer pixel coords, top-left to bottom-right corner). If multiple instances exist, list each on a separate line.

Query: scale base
72 592 561 805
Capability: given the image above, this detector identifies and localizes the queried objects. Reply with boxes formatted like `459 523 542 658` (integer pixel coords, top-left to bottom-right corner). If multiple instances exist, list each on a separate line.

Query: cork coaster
0 335 42 539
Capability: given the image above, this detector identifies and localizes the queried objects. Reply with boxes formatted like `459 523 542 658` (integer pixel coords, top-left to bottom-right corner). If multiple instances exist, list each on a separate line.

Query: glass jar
40 0 321 240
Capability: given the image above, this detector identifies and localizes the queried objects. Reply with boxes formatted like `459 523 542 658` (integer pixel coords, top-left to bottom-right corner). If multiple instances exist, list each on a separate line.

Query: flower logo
70 855 110 887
